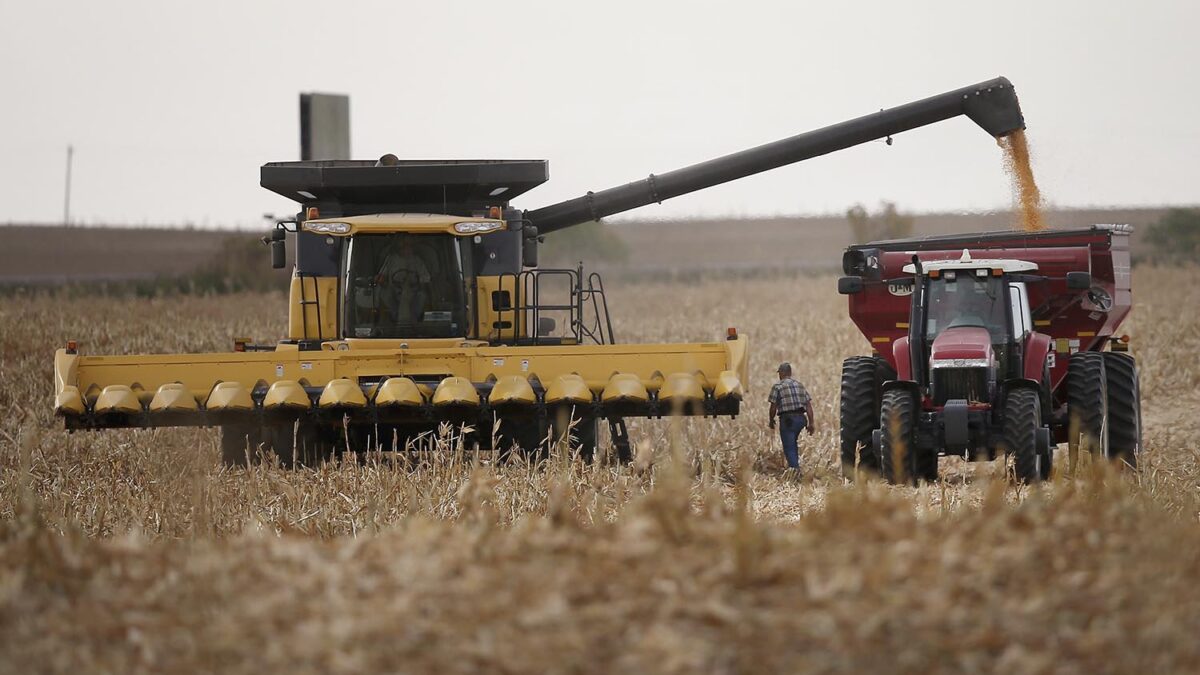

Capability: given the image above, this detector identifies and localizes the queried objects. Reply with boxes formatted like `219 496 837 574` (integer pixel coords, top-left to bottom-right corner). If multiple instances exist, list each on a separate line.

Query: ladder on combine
492 266 614 347
296 273 326 343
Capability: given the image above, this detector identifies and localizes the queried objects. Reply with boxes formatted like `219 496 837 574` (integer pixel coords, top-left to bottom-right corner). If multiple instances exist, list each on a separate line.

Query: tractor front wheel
878 389 924 485
1005 387 1045 483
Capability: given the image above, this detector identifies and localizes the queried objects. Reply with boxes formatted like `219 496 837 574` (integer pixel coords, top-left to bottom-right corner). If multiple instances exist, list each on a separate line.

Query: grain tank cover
261 159 549 214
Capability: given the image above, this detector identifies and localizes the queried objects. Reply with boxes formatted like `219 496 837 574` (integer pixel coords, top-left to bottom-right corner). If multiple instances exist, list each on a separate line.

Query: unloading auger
54 77 1027 466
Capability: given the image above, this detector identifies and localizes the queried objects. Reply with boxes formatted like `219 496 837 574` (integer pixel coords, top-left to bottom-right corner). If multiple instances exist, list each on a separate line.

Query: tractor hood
929 327 994 367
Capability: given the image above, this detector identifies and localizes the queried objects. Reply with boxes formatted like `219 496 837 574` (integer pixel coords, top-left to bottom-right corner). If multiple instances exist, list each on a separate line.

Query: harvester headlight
454 221 503 234
304 221 352 234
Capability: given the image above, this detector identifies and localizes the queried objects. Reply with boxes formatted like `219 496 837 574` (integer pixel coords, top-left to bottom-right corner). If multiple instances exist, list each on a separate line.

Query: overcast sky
3 0 1197 228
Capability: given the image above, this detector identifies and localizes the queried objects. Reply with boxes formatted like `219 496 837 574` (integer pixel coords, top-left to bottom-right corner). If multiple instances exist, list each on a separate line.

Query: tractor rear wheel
1066 352 1109 467
1103 352 1142 468
840 356 884 477
220 423 264 467
878 389 921 485
1005 387 1044 483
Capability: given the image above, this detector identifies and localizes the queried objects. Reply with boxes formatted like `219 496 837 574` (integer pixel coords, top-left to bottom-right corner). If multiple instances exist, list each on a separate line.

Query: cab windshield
343 233 467 338
924 272 1008 343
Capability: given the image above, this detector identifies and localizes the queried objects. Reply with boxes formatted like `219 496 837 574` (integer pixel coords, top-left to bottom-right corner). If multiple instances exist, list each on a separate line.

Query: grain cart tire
1066 352 1109 464
878 389 919 485
840 357 881 477
1005 388 1043 483
221 423 264 467
1103 352 1142 468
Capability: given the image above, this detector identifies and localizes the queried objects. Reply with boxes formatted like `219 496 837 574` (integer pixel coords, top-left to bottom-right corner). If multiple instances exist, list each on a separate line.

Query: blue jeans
778 413 806 469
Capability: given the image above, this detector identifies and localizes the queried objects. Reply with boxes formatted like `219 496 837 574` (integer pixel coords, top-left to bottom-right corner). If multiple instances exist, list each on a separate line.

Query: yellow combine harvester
53 77 1026 466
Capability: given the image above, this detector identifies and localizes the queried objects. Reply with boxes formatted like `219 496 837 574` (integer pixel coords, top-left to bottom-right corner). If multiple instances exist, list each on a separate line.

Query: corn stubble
3 269 1200 673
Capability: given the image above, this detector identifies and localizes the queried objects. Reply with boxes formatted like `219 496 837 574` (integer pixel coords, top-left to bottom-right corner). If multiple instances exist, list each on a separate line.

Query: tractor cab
903 251 1037 402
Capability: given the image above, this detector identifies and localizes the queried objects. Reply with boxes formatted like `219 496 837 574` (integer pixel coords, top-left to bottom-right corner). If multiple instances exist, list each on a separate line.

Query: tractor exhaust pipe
527 77 1025 234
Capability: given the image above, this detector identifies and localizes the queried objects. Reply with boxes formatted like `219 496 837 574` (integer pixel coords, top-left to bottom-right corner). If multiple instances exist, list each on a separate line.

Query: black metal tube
527 77 1023 234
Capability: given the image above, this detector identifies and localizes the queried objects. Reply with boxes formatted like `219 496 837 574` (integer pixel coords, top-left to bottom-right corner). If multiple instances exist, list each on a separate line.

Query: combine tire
878 389 925 485
265 421 333 468
840 357 883 476
1066 352 1109 465
1005 387 1044 483
496 416 548 463
220 423 264 467
1104 352 1142 468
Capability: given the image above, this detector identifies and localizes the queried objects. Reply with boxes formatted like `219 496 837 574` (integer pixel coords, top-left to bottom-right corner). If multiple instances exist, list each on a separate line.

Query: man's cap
777 362 791 373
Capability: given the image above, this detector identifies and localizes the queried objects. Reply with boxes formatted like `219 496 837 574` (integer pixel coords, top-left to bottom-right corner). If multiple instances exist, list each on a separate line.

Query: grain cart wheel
1066 352 1109 467
840 357 882 477
1005 388 1044 483
1103 352 1142 468
220 423 264 467
878 389 919 485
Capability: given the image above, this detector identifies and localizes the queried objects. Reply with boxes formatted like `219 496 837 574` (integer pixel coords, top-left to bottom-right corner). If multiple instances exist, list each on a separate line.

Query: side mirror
521 225 539 268
537 316 557 336
838 276 864 295
270 240 286 269
1066 271 1091 290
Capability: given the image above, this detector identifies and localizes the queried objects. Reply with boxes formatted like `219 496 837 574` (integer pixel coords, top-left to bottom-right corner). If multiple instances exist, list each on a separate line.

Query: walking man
768 362 814 471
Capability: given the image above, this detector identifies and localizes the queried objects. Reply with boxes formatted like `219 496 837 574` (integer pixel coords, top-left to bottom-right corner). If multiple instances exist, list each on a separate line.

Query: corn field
2 268 1199 673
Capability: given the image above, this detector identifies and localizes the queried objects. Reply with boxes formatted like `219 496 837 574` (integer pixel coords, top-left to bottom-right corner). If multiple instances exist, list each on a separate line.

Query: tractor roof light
726 327 738 340
66 340 78 354
303 221 351 234
454 221 503 234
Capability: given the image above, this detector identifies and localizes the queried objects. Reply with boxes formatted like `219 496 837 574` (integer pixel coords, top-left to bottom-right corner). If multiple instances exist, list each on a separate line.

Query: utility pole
64 144 74 225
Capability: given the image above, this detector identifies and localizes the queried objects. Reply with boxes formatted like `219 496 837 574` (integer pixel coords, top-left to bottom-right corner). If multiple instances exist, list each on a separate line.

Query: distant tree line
846 201 914 243
1143 208 1200 264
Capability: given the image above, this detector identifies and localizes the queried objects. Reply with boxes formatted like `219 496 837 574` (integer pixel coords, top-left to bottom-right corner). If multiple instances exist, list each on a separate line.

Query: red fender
892 336 913 382
1023 332 1053 383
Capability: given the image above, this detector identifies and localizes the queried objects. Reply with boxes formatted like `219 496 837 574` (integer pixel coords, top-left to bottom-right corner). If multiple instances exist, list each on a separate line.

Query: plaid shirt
769 377 811 414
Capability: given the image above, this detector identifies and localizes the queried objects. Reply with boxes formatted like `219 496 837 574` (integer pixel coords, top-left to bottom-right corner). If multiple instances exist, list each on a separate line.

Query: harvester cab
54 76 1036 468
259 159 610 349
838 226 1140 484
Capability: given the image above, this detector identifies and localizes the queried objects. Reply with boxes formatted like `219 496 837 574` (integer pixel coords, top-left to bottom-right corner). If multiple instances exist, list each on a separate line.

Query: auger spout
525 77 1024 234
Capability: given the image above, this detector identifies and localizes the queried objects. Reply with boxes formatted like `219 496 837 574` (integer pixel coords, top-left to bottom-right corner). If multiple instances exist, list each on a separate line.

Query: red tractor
837 225 1140 483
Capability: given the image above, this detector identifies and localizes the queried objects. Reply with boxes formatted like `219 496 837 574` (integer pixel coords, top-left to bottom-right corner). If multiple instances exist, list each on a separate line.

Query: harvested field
2 267 1199 673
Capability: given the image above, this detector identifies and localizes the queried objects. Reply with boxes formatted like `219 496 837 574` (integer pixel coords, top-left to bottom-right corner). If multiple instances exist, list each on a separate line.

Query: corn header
54 77 1027 465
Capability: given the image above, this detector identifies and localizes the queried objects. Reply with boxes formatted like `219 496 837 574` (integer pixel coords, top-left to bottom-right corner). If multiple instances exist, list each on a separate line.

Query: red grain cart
837 225 1139 483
